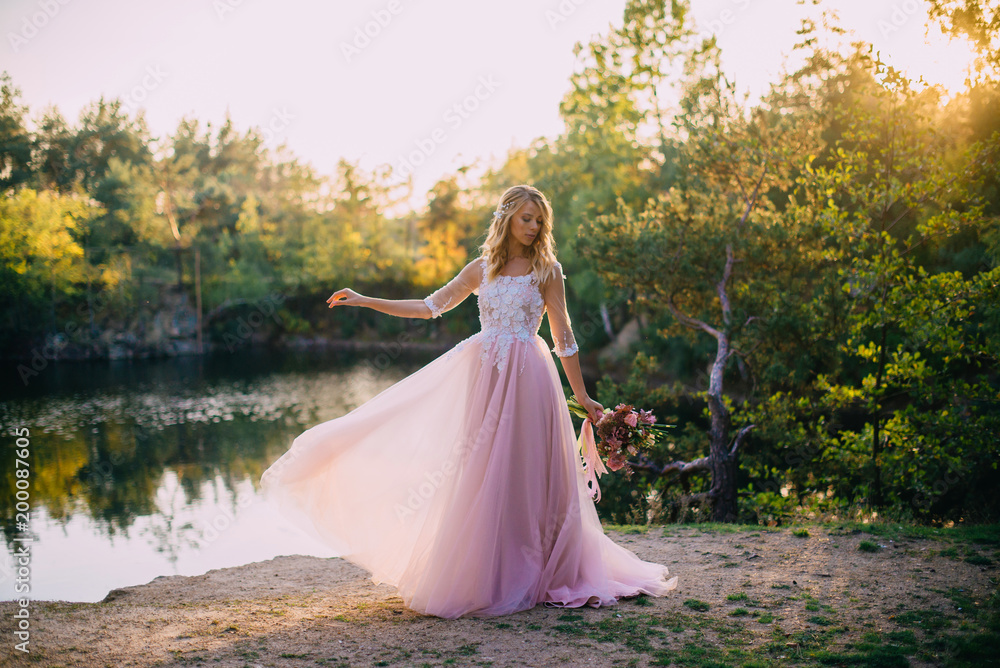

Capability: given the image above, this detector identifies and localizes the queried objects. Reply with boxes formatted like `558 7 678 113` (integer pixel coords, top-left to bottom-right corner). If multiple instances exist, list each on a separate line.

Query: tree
790 49 1000 517
578 19 824 521
413 175 482 287
926 0 1000 82
0 71 33 192
0 188 102 349
734 27 1000 524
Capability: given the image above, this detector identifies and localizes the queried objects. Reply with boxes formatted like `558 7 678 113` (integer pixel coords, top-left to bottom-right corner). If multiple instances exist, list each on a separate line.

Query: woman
260 184 678 618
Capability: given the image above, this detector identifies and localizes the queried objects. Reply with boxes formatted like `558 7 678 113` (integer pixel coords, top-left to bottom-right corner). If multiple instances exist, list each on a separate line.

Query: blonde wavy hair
478 184 560 285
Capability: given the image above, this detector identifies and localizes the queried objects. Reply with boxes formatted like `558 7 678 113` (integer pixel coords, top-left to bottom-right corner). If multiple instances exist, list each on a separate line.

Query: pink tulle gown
259 256 679 618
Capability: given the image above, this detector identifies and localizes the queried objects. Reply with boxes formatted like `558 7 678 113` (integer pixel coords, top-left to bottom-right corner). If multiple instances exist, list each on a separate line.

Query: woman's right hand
327 288 366 308
580 396 605 425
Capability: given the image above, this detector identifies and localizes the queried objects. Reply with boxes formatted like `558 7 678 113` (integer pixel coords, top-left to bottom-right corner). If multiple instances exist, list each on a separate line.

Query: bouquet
566 395 674 502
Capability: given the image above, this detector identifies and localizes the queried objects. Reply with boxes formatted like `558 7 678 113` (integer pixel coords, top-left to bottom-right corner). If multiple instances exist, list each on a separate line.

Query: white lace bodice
423 257 580 375
474 259 546 374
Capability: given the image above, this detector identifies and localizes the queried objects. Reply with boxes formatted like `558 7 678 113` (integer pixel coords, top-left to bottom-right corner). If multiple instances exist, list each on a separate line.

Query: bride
260 184 679 618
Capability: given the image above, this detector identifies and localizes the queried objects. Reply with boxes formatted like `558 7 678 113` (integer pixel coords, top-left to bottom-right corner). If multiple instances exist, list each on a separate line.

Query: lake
0 347 441 603
0 346 637 603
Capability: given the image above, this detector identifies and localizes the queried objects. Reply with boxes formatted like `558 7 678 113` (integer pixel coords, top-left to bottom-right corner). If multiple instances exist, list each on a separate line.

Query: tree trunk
706 330 738 522
174 244 184 293
628 166 767 522
651 245 754 522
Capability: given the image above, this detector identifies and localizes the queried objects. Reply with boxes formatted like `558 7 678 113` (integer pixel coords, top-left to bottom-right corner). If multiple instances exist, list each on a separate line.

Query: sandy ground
0 523 994 667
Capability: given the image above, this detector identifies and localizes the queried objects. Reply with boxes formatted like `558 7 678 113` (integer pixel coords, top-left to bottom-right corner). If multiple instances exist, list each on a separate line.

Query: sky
0 0 978 211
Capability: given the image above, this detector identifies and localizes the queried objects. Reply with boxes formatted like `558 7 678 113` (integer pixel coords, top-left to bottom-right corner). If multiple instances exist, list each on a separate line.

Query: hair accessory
492 200 514 221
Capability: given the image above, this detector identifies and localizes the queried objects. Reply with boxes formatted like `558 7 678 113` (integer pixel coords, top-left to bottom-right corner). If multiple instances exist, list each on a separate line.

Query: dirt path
1 522 996 667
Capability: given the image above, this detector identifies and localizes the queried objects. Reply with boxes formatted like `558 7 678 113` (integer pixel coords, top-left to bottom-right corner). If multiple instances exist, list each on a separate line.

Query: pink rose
625 412 638 428
607 454 625 471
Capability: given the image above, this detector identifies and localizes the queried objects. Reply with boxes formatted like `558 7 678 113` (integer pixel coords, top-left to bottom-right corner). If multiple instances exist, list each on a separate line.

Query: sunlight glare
878 27 978 97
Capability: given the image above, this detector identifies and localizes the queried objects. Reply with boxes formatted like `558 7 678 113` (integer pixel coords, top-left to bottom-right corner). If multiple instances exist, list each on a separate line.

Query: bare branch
727 337 764 363
738 163 768 232
873 172 960 236
728 424 756 458
666 294 722 339
630 454 712 478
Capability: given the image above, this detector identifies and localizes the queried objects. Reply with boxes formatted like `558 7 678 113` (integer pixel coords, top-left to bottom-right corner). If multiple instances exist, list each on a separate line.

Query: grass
41 517 1000 668
546 592 987 668
683 599 710 612
820 519 1000 545
602 519 1000 667
603 523 649 534
858 539 882 552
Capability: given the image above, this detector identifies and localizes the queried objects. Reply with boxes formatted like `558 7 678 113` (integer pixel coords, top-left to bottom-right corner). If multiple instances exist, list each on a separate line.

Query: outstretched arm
542 262 604 423
327 292 433 318
327 258 482 319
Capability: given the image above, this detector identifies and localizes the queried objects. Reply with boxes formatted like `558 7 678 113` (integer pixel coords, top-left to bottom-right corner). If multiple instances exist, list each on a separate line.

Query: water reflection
0 349 435 602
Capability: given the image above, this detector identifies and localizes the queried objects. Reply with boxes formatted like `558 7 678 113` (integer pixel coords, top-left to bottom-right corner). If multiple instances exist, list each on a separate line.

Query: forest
1 0 997 527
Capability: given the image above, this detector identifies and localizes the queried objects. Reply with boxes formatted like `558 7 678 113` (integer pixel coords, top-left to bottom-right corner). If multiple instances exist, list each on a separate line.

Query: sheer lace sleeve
423 258 483 319
542 261 579 357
